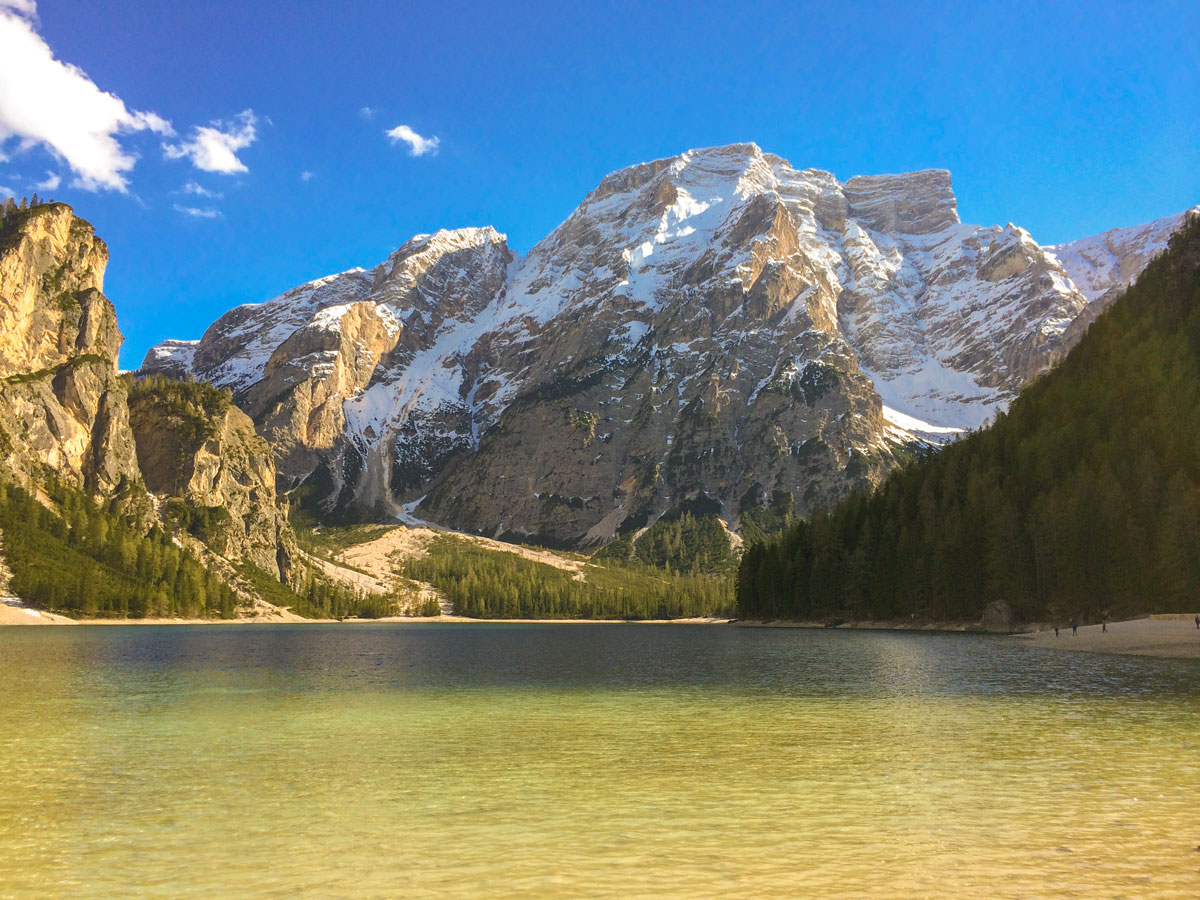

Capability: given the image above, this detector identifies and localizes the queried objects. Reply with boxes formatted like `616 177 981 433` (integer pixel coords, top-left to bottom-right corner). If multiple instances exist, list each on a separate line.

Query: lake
1 624 1197 898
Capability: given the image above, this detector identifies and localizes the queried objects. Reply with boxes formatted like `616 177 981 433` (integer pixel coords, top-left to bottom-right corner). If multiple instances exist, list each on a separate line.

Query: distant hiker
1071 620 1077 636
1195 614 1199 630
1101 620 1107 633
1054 626 1059 638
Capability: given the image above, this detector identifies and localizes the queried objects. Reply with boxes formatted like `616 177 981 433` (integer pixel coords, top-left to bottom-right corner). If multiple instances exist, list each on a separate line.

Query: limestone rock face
142 228 515 513
0 202 295 586
144 145 1193 546
128 380 294 579
0 204 139 494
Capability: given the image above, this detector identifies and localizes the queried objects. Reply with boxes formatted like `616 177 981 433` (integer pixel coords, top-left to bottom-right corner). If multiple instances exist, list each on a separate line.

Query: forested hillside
738 214 1200 625
0 478 238 618
404 534 734 619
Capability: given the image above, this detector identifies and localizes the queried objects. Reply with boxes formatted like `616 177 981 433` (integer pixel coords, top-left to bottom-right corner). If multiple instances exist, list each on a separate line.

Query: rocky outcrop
144 228 516 514
0 203 140 494
0 201 295 586
128 378 295 579
144 144 1195 547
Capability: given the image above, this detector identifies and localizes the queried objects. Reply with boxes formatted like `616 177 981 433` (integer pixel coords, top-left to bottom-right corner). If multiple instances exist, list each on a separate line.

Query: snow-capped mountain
144 144 1194 545
1044 208 1199 342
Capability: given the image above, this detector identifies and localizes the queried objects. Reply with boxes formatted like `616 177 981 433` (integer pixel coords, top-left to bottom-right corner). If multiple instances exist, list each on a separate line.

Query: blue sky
1 0 1197 368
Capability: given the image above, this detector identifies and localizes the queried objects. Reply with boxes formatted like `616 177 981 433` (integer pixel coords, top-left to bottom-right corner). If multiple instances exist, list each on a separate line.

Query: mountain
143 144 1194 547
1049 209 1196 304
0 200 297 615
737 211 1200 625
0 200 141 495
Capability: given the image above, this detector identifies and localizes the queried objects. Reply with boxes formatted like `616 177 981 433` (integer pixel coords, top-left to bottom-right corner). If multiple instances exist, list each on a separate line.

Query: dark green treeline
738 214 1200 624
0 480 238 618
405 536 734 619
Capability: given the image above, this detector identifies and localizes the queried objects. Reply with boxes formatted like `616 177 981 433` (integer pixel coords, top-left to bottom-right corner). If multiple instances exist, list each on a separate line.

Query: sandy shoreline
0 602 732 627
0 599 77 625
1013 615 1200 660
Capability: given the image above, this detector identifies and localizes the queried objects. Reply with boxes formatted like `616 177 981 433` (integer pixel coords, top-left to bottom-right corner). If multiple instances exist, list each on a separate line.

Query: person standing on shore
1194 614 1198 630
1055 626 1059 638
1071 620 1078 636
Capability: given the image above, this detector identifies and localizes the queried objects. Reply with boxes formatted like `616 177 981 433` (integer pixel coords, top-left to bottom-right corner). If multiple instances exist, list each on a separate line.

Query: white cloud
34 169 58 190
0 4 174 191
386 124 439 157
174 203 220 219
0 184 13 197
359 106 376 120
181 180 221 198
0 2 38 17
164 110 258 174
300 170 314 181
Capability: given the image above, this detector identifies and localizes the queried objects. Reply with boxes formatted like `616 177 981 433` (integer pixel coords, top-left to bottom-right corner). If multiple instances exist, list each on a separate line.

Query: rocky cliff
0 202 140 494
128 377 295 579
144 144 1195 547
0 201 294 585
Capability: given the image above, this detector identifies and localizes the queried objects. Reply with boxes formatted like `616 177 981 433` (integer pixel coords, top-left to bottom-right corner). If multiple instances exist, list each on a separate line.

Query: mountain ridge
141 144 1197 547
737 210 1200 624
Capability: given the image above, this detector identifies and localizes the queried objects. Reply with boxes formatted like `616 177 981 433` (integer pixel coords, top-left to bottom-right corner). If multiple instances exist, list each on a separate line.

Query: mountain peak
138 147 1192 546
398 226 508 255
843 169 959 234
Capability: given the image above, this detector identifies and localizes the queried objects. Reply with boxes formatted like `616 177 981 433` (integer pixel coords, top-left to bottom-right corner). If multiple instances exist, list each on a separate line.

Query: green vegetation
236 560 397 620
404 534 734 619
128 374 233 442
0 195 59 254
0 478 237 618
738 214 1200 625
595 511 737 575
162 500 234 545
738 490 798 546
0 459 396 620
2 353 111 386
407 596 442 617
292 515 396 559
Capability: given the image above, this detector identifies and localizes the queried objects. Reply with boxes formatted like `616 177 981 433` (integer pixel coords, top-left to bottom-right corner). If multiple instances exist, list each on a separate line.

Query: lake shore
7 601 1199 661
732 619 977 632
0 598 77 625
0 601 733 627
1013 614 1200 659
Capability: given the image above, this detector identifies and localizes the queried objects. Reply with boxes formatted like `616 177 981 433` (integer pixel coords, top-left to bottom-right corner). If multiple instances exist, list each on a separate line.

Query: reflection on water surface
1 624 1197 898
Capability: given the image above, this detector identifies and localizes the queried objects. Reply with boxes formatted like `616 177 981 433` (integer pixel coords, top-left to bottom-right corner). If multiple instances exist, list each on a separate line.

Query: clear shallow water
1 624 1198 899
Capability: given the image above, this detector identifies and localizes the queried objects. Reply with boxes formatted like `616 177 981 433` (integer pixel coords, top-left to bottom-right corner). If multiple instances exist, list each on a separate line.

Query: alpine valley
1 143 1194 620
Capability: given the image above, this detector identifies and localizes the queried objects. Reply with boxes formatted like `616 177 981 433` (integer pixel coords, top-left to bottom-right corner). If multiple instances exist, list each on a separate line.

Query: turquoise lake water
1 623 1198 898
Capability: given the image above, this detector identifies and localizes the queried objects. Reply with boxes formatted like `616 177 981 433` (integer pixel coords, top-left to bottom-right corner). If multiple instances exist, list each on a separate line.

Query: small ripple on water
0 624 1198 898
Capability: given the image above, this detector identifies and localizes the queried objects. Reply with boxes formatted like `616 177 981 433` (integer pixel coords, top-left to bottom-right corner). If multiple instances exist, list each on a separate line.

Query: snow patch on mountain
1049 207 1199 302
139 143 1195 540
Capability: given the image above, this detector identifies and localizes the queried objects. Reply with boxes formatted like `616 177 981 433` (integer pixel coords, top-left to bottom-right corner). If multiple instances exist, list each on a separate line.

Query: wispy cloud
0 2 38 18
386 124 439 157
164 110 258 174
359 106 377 120
0 2 174 191
300 170 314 181
34 169 59 190
173 203 221 219
181 180 221 198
